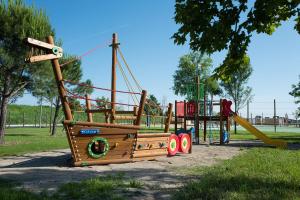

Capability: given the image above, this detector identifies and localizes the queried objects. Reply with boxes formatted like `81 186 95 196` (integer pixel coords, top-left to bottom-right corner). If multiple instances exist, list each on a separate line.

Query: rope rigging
65 88 138 107
60 39 111 67
63 79 142 95
59 37 167 117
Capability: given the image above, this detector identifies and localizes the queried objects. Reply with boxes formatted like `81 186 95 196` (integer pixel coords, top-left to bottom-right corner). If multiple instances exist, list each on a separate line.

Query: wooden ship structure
25 34 173 166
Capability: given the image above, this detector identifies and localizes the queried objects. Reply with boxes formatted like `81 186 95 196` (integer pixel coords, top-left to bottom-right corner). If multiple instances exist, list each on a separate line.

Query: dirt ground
0 140 268 199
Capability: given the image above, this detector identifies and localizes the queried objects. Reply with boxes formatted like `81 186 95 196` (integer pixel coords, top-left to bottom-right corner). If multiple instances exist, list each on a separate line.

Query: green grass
209 130 300 143
0 174 143 200
0 128 68 156
173 148 300 200
0 179 43 200
231 130 300 143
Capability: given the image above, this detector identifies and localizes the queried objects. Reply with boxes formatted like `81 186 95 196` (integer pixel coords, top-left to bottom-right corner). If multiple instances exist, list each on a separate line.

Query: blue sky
19 0 299 119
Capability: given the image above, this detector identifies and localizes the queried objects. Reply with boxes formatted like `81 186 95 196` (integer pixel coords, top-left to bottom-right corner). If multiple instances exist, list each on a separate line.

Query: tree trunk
51 97 61 136
0 96 9 144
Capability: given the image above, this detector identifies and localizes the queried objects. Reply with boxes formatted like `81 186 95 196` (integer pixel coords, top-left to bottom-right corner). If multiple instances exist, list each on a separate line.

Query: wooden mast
110 33 118 123
46 36 73 121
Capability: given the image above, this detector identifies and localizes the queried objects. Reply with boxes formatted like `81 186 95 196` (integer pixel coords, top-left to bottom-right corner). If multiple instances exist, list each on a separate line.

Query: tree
173 52 221 100
0 0 53 144
144 94 162 116
173 52 212 97
289 75 300 118
220 55 253 134
73 79 94 96
173 0 300 79
206 77 223 102
95 96 110 109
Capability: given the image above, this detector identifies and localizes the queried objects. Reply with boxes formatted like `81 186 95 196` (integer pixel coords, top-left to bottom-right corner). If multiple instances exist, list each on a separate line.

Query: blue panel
80 129 100 135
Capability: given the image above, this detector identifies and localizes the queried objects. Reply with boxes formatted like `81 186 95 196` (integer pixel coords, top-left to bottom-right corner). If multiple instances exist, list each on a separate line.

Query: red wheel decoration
168 134 179 156
178 133 191 153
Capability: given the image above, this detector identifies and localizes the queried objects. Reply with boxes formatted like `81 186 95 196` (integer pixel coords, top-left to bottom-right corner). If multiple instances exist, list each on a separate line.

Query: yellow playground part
233 115 288 149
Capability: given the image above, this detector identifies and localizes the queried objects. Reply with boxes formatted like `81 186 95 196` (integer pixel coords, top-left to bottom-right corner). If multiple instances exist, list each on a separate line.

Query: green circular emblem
87 137 110 159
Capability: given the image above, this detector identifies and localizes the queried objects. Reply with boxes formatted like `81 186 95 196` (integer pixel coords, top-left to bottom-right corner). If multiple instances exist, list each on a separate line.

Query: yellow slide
233 115 288 149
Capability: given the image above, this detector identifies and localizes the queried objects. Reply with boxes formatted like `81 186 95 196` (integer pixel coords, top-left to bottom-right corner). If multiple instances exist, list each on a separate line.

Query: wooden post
85 94 93 122
174 100 178 133
135 90 147 125
196 100 200 144
110 33 118 123
133 106 138 125
47 36 73 121
184 100 187 131
195 76 200 144
164 103 173 132
220 99 224 145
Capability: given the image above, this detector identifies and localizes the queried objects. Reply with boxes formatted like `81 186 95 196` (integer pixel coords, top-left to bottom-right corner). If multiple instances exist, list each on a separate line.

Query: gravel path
0 140 267 199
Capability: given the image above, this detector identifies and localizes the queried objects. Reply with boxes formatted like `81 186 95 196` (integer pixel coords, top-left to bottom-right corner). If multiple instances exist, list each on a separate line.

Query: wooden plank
74 144 134 156
78 150 133 161
116 111 135 115
135 90 147 125
74 148 134 158
85 94 93 122
26 37 56 50
72 136 134 143
114 115 137 120
64 120 140 130
86 109 111 113
137 133 170 138
65 126 78 162
74 158 133 166
133 148 167 158
28 54 62 63
74 140 135 150
135 140 168 150
136 136 169 142
69 126 138 136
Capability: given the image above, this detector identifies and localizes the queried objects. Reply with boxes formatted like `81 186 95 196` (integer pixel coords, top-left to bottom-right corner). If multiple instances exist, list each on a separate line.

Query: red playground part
222 99 233 117
186 102 196 116
176 101 185 117
176 101 197 117
178 133 191 153
168 134 179 156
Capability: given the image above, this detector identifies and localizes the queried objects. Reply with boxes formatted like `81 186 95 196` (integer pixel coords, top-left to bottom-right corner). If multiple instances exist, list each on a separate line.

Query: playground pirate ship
25 34 173 166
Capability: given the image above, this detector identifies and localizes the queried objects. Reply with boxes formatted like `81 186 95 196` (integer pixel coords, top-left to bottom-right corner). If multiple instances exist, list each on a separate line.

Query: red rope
65 90 138 107
63 79 142 95
60 40 111 67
